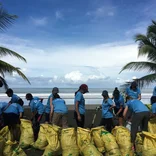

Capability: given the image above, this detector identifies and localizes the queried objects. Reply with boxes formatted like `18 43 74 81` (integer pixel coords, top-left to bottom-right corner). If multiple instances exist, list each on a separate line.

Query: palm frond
0 6 17 31
119 61 156 73
0 60 30 84
0 47 26 62
0 76 8 89
136 73 156 88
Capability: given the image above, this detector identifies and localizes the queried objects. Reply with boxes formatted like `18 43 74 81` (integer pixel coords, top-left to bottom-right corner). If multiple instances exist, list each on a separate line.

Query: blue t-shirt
126 99 149 113
74 91 85 115
30 97 44 115
153 87 156 96
0 102 23 115
45 94 53 113
114 95 124 109
126 87 141 99
102 98 114 118
53 98 68 114
152 103 156 114
11 94 20 103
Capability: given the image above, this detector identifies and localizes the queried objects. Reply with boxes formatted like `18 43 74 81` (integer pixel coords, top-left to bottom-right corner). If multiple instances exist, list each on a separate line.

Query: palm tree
120 20 156 88
0 4 30 89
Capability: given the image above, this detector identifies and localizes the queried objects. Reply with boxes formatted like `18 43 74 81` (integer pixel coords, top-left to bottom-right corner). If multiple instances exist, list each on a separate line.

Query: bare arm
19 112 23 118
138 94 141 100
75 101 81 121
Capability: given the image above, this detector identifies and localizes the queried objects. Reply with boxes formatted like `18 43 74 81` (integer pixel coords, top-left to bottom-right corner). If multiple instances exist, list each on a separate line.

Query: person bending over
150 96 156 117
125 81 141 100
74 84 89 128
45 87 59 123
0 99 23 141
123 96 150 151
100 90 115 132
51 93 68 128
113 88 124 126
26 93 44 140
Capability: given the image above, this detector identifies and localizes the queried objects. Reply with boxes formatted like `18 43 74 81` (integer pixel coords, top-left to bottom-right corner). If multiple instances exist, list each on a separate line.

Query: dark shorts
3 113 20 126
114 107 124 117
45 113 50 122
74 111 85 128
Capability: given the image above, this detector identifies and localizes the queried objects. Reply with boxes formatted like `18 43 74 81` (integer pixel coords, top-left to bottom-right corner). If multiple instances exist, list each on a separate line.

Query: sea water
0 88 153 105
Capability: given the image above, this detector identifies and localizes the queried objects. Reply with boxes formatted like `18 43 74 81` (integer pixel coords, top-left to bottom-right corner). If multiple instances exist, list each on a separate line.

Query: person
123 96 150 151
100 90 115 132
26 93 44 140
51 93 68 128
112 88 124 126
150 96 156 117
5 88 21 103
125 81 141 100
0 99 24 141
45 87 59 123
74 84 89 128
152 86 156 96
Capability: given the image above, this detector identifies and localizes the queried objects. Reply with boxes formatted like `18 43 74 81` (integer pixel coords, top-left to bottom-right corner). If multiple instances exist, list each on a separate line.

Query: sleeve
17 104 24 113
125 101 130 107
125 87 129 95
137 88 141 94
108 98 113 106
152 105 156 113
75 92 82 102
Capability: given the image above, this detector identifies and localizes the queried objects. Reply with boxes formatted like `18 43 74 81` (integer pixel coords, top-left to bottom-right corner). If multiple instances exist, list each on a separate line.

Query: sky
1 0 156 88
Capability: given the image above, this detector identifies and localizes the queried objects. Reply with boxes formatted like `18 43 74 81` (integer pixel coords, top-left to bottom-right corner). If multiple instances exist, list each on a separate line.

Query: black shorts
3 113 20 126
45 113 50 122
114 107 124 117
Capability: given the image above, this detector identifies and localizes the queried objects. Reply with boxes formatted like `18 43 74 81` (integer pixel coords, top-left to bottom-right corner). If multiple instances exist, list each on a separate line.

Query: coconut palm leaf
0 76 8 89
119 61 156 73
0 6 17 31
0 47 26 62
0 60 30 84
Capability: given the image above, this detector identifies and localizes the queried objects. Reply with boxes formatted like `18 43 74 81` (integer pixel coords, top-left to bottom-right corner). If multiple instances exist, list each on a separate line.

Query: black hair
151 96 156 105
113 87 120 99
26 93 33 99
6 88 13 94
75 88 80 96
53 93 60 100
17 98 24 106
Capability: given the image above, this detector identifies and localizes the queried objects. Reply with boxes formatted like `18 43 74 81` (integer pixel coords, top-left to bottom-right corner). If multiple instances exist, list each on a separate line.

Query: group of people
0 82 156 150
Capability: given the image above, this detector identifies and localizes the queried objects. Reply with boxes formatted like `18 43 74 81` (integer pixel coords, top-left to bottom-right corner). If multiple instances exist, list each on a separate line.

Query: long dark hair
113 87 120 100
151 96 156 105
53 93 60 100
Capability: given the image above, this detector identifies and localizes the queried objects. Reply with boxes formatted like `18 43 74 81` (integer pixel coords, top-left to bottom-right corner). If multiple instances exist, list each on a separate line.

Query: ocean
0 88 153 105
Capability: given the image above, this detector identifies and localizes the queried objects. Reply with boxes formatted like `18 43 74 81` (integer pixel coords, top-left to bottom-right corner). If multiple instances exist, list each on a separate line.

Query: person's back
53 98 68 114
127 99 149 113
6 88 20 103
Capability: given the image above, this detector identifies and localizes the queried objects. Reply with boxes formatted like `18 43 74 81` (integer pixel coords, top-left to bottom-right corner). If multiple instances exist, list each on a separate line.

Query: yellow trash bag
43 125 61 156
0 126 12 141
112 126 133 156
101 130 121 156
135 132 143 155
148 117 156 134
142 131 156 156
19 119 34 148
12 145 27 156
77 127 92 151
0 136 5 156
61 128 79 156
81 144 103 156
91 126 105 153
33 124 48 150
3 140 17 156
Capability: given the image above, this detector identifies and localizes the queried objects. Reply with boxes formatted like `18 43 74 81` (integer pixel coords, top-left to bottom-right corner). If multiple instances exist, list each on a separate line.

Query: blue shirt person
74 84 89 128
45 94 53 114
100 90 115 132
126 81 141 100
5 88 20 103
123 97 150 146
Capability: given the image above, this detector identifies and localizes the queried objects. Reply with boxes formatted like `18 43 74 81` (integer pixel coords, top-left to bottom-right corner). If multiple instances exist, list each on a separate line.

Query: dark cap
102 90 108 96
79 84 89 92
131 81 137 87
52 87 59 94
5 88 13 94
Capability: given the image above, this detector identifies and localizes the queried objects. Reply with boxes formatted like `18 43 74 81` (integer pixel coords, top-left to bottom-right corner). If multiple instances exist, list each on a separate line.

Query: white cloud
55 11 64 20
30 16 48 26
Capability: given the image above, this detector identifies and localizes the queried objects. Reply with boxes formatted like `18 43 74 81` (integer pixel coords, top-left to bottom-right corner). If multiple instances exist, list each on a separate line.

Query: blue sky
1 0 156 88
